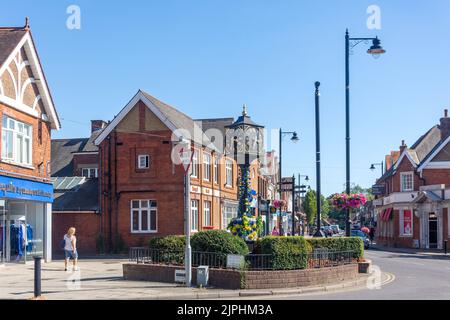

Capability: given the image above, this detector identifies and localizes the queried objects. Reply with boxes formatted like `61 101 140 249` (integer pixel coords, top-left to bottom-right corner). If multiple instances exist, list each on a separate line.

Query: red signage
403 210 412 235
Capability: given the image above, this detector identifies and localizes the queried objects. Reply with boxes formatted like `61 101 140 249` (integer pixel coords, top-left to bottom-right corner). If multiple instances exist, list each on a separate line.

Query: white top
64 234 76 251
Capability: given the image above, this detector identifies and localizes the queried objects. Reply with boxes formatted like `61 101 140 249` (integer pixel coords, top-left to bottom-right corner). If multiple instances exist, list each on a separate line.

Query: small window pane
8 119 14 130
132 211 139 231
141 200 148 208
89 169 96 178
150 210 157 231
150 201 157 208
2 117 7 128
132 201 140 209
141 210 149 231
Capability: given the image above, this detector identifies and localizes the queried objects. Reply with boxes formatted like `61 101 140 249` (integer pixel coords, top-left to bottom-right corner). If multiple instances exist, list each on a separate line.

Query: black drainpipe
107 134 113 253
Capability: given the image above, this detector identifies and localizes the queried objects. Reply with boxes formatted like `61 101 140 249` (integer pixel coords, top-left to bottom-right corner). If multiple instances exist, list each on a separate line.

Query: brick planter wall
123 264 358 290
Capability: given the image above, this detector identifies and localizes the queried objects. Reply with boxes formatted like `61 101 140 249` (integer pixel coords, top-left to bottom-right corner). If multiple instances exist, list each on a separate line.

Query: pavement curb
157 275 371 300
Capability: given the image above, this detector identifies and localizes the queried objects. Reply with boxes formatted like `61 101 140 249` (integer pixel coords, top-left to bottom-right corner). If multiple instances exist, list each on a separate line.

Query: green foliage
149 235 185 251
96 233 105 254
191 230 249 255
259 236 311 270
302 189 330 224
306 237 364 258
112 233 127 254
341 184 375 201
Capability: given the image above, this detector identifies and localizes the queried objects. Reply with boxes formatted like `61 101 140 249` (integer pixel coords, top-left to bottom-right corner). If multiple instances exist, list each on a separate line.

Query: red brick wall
123 264 359 289
52 212 101 254
0 102 51 181
73 153 99 176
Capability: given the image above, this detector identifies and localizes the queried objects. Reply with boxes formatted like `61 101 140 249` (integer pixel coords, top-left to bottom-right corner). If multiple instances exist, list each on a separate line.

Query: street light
345 29 385 236
314 81 325 238
279 129 299 235
370 161 384 176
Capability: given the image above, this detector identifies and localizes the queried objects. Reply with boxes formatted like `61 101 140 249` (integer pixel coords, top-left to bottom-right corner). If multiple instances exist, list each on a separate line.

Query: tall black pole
291 175 295 236
345 29 351 237
279 129 282 235
314 82 325 237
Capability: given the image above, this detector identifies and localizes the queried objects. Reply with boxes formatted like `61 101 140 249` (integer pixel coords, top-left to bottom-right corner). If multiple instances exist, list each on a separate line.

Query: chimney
440 109 450 140
399 140 407 153
91 120 106 133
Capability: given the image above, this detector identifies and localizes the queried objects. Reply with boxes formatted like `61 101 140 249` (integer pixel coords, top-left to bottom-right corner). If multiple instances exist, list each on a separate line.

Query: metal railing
128 247 357 270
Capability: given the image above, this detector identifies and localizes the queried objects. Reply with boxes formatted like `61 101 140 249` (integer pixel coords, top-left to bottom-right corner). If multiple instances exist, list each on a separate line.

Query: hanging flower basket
331 193 367 210
273 199 286 209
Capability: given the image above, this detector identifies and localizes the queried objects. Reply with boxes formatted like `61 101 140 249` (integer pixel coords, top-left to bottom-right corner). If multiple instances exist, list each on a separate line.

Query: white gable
0 31 60 129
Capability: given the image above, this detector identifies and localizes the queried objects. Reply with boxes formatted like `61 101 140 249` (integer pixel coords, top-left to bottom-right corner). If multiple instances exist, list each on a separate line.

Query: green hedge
191 230 249 255
306 237 364 258
149 235 185 252
259 236 310 270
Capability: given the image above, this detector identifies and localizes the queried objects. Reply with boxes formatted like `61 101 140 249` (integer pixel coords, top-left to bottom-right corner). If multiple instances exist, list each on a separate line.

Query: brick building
50 121 104 254
94 90 269 251
374 110 450 249
0 21 60 263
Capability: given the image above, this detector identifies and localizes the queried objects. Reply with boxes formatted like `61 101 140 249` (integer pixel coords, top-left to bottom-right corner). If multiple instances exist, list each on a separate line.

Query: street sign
175 269 186 283
372 184 385 196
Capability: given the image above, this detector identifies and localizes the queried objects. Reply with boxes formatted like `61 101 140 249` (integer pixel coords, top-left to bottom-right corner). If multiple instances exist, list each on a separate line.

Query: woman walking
64 227 78 271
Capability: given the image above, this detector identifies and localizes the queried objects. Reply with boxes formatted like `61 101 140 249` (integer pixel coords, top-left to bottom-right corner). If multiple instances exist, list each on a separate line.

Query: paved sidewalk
369 244 450 259
0 259 370 300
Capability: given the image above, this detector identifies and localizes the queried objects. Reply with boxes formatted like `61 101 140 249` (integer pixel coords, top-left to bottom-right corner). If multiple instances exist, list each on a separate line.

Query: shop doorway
429 213 438 249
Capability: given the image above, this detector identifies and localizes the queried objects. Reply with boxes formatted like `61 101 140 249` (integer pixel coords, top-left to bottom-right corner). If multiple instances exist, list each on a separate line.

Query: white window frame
399 209 413 237
400 172 414 192
191 150 199 178
214 157 219 184
203 153 211 181
137 154 150 169
82 168 98 178
222 205 238 229
1 116 33 166
203 201 211 227
130 200 157 233
191 200 199 232
225 160 233 187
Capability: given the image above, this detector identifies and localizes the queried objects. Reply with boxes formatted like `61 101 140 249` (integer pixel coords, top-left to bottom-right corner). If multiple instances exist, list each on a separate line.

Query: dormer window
400 172 414 192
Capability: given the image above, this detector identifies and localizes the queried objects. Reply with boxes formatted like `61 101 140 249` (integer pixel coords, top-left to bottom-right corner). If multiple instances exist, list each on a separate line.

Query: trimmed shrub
191 230 249 255
306 237 364 258
149 235 185 252
259 236 310 270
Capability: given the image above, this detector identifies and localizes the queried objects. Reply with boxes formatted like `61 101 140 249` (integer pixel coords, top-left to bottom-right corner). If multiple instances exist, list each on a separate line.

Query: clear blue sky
3 0 450 196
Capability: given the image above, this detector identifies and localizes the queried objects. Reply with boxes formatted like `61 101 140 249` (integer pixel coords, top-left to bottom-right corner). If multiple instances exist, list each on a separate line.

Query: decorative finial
242 104 247 116
24 17 30 30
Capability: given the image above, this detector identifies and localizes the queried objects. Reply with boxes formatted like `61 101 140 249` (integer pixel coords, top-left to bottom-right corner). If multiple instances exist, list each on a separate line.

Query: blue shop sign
0 175 53 203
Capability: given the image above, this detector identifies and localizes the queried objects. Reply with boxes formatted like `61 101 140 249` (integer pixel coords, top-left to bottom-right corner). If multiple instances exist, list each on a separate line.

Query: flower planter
358 259 372 274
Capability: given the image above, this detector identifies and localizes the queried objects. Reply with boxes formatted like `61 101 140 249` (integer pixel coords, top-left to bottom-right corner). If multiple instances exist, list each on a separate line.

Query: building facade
374 110 450 249
0 22 60 263
94 90 269 251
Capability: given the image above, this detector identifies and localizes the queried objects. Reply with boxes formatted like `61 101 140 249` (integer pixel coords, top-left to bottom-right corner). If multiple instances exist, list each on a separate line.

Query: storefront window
222 205 238 229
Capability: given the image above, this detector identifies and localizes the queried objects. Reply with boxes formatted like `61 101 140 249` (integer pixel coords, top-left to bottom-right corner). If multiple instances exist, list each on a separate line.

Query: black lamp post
314 81 325 238
345 29 385 236
279 129 299 235
370 162 384 177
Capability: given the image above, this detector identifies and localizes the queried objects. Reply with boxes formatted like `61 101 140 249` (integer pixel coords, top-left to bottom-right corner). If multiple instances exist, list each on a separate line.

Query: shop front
0 175 53 264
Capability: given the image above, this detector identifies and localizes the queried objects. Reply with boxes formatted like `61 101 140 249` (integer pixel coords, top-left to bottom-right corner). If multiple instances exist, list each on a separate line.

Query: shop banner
403 210 412 235
0 175 53 203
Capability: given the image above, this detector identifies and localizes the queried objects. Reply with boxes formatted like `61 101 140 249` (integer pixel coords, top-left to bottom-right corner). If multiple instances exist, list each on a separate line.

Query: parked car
330 225 341 234
351 230 370 249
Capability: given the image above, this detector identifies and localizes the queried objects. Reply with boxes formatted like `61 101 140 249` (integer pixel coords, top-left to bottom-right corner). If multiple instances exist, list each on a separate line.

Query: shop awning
381 208 393 221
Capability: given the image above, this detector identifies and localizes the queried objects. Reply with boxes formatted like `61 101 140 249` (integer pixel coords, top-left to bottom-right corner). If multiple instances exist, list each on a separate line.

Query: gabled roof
417 134 450 171
0 25 60 129
51 131 99 177
95 90 212 148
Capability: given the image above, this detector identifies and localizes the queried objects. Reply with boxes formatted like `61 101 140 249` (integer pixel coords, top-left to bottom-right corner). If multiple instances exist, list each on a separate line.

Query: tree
302 189 330 226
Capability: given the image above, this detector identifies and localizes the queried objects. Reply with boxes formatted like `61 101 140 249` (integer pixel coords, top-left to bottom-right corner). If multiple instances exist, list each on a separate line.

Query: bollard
34 256 42 298
445 240 448 255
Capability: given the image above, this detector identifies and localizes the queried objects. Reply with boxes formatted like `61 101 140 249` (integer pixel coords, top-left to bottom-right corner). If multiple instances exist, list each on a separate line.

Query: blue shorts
64 250 78 259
